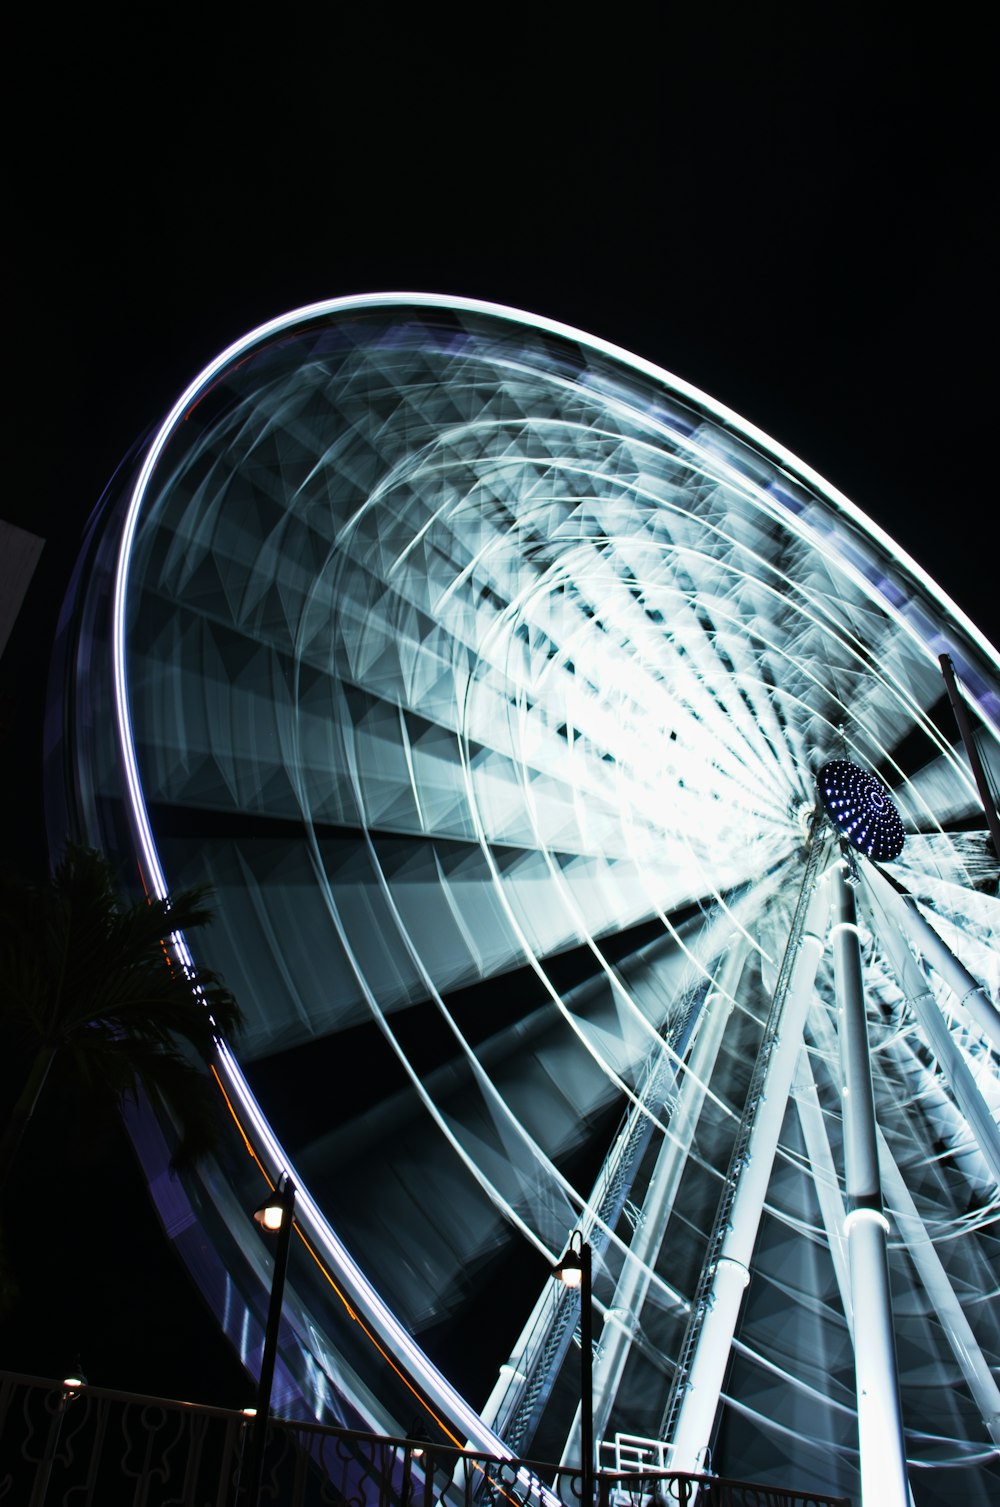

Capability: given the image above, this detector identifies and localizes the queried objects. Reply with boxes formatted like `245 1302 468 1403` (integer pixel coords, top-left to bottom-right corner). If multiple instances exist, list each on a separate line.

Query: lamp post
554 1231 594 1507
247 1173 296 1507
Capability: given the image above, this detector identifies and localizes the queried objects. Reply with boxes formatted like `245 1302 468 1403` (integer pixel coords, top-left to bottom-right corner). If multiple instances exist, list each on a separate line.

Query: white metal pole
559 938 749 1465
668 857 833 1477
858 873 1000 1186
793 1046 853 1334
481 879 779 1449
939 652 1000 863
831 858 909 1507
862 865 1000 1052
876 1125 1000 1446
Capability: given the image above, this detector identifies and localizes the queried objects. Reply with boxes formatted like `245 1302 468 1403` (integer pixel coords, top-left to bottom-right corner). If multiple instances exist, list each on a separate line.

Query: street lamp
246 1173 296 1507
554 1231 594 1507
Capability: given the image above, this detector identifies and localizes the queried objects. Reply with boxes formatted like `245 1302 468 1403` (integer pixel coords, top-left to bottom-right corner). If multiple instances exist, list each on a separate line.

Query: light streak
90 293 1000 1495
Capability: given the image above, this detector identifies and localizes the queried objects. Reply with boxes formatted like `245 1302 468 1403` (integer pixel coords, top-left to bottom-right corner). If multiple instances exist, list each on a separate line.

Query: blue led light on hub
817 759 906 861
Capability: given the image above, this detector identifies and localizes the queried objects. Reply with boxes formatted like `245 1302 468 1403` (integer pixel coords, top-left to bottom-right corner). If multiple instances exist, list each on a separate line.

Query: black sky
2 8 995 1405
10 14 995 631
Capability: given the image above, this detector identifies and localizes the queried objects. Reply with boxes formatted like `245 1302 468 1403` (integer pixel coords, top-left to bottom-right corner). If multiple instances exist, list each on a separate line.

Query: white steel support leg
793 1046 853 1335
862 864 1000 1052
559 938 749 1465
831 858 909 1507
668 856 833 1478
858 874 1000 1186
876 1125 1000 1446
479 884 778 1445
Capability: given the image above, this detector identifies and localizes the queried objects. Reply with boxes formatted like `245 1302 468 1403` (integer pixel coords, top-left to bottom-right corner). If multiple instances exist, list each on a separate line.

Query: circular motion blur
50 296 1000 1507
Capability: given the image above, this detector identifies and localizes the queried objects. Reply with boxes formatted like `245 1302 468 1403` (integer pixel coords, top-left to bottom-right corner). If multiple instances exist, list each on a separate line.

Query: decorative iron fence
0 1372 849 1507
597 1471 850 1507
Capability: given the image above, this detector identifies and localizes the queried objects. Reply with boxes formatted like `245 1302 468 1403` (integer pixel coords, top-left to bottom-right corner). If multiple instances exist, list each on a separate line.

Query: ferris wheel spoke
55 295 1000 1503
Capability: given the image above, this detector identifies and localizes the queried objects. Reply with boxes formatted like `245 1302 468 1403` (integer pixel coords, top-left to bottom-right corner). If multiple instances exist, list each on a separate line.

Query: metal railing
597 1471 850 1507
0 1371 849 1507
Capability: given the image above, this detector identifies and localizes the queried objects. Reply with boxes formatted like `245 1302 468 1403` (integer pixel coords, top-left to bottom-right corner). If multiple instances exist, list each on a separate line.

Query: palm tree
0 844 243 1198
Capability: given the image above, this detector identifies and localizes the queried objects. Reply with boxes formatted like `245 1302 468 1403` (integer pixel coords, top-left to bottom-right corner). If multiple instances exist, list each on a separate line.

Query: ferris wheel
54 295 1000 1507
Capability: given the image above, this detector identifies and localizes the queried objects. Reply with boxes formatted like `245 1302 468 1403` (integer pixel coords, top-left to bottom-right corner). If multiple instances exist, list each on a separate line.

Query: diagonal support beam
858 871 1000 1188
876 1125 1000 1447
665 841 833 1477
559 936 751 1466
792 1044 854 1335
863 863 1000 1053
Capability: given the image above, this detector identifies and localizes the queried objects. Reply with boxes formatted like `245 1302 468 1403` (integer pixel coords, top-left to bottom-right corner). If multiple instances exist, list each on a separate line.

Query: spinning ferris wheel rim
107 291 1000 911
111 290 1000 748
60 293 1000 1492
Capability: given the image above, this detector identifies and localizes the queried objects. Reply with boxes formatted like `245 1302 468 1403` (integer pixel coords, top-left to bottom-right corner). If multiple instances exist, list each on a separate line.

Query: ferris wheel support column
792 1047 854 1333
857 878 1000 1187
939 652 1000 863
667 850 832 1480
485 881 780 1453
875 1125 1000 1448
831 857 909 1507
862 865 1000 1053
558 934 750 1467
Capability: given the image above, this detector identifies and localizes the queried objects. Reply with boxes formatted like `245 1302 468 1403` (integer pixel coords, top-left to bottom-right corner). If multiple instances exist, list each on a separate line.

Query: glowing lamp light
253 1190 288 1232
554 1250 584 1287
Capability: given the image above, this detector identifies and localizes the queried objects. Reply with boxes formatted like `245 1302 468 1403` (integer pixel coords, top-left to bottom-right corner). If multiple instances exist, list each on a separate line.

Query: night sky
3 11 995 1411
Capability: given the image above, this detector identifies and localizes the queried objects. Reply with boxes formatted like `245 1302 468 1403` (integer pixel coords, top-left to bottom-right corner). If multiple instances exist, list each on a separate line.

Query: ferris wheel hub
817 759 906 861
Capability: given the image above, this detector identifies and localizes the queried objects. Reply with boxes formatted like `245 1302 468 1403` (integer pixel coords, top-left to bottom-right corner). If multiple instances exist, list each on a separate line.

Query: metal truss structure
50 296 999 1506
